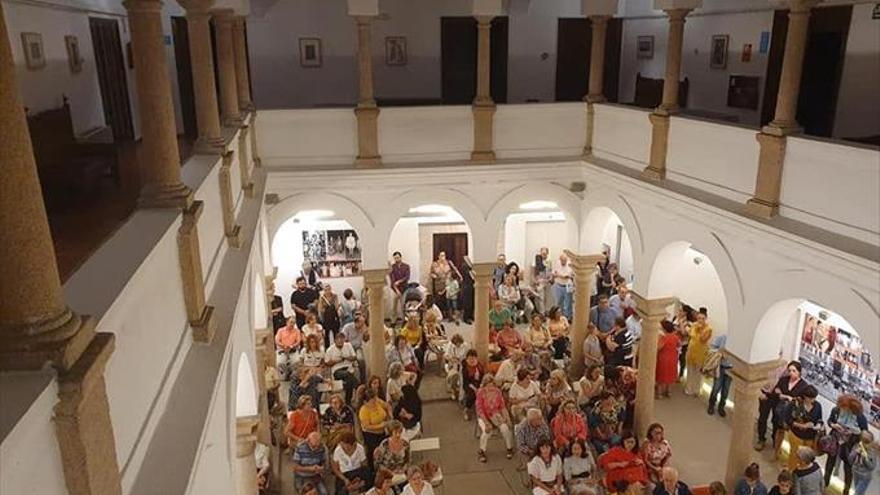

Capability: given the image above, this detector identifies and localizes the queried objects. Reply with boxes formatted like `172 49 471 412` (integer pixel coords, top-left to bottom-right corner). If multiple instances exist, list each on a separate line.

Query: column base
0 311 96 372
223 114 244 128
763 121 802 137
355 156 382 168
226 224 243 248
470 150 496 162
744 198 778 219
642 166 666 181
243 182 255 198
55 332 122 495
138 182 194 209
584 94 606 104
190 305 217 344
193 136 227 155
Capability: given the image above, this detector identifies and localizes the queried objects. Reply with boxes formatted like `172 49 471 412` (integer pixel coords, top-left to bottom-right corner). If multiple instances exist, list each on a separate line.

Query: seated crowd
261 251 878 495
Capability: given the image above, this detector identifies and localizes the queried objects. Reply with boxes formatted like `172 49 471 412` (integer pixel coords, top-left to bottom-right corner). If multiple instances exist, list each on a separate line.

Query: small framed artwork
21 32 46 70
637 35 654 60
299 38 322 68
710 34 729 69
65 35 83 73
741 43 753 63
385 36 407 66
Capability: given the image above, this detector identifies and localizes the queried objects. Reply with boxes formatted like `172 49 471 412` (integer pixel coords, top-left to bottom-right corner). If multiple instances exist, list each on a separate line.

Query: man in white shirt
609 284 636 318
341 315 368 382
551 254 574 320
325 332 359 403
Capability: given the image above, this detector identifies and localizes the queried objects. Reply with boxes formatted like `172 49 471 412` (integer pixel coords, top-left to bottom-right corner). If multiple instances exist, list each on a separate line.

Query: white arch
581 206 636 283
581 187 645 257
485 182 583 237
268 191 375 245
235 352 258 417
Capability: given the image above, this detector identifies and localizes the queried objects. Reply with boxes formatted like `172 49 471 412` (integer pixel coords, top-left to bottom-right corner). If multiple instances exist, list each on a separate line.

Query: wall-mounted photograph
21 32 45 70
299 38 322 68
385 36 407 66
637 35 654 60
710 34 729 69
301 229 361 278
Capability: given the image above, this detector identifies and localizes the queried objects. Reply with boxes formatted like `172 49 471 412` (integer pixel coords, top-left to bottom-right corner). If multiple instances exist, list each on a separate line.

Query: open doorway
171 17 198 139
433 232 468 273
440 16 509 104
554 17 623 102
88 17 134 142
761 5 852 136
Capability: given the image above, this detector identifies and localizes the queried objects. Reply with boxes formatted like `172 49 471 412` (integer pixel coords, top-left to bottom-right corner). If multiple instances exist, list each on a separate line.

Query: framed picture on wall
637 35 654 60
710 34 729 69
21 32 46 70
299 38 322 68
65 35 83 73
385 36 407 66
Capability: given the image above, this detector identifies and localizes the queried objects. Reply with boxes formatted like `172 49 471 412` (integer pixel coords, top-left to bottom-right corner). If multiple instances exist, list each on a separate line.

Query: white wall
834 2 880 139
502 211 572 279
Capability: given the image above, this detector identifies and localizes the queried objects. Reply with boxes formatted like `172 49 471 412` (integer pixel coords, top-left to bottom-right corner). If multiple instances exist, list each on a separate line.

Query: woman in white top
563 438 597 494
443 333 470 401
401 465 435 495
299 334 325 371
577 365 605 410
331 431 369 495
528 438 564 495
509 368 542 422
301 312 325 350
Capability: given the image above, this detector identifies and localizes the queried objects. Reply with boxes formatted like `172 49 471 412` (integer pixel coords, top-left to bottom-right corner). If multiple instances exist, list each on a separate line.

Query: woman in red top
598 431 648 488
550 398 588 454
286 395 319 448
655 320 681 398
475 373 514 463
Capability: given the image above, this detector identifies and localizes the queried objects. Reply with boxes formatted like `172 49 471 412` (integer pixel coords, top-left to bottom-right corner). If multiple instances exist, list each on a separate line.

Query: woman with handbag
784 386 822 471
769 361 810 455
823 393 869 495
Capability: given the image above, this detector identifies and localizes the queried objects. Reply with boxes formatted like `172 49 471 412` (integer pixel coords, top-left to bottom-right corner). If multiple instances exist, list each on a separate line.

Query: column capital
212 8 235 22
475 15 494 26
178 0 214 14
235 415 260 458
771 0 821 13
355 15 376 25
472 262 496 279
631 291 674 321
589 15 611 25
664 8 692 22
582 0 618 17
562 250 605 273
123 0 163 14
725 351 785 384
361 268 388 287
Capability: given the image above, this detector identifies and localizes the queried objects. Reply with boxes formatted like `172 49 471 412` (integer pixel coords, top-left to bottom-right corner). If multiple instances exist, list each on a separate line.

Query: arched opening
252 272 267 329
271 209 364 308
235 353 258 417
582 206 635 284
386 203 474 322
647 241 729 337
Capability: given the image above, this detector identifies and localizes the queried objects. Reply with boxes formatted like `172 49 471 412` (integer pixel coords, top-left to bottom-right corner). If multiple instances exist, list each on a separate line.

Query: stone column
232 16 253 111
1 7 121 493
213 9 242 126
724 354 784 488
250 112 262 167
631 292 674 439
238 126 254 197
353 16 381 167
178 201 216 343
363 269 388 381
235 416 260 495
254 328 273 445
218 150 243 247
125 0 193 208
643 8 691 181
564 251 605 379
472 263 495 364
583 15 610 156
471 16 496 162
745 0 820 218
179 0 225 153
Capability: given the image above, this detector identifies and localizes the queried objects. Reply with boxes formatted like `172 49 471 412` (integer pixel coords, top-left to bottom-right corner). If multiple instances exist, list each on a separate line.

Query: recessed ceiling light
519 200 558 210
409 204 454 215
294 209 335 221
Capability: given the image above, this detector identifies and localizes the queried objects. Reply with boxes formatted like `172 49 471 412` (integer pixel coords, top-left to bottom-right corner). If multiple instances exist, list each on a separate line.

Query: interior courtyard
0 1 878 495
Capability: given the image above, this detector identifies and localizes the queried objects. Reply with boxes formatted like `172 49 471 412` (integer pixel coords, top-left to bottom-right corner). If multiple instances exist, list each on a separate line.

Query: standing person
271 292 287 333
589 295 617 334
848 431 876 495
291 276 319 328
461 256 476 324
533 247 553 313
673 305 693 380
492 254 508 292
707 334 733 417
552 254 575 321
755 359 790 451
430 251 452 316
445 272 461 325
390 251 411 323
684 308 712 397
793 448 824 495
770 361 810 454
318 284 341 349
475 374 515 463
784 386 823 471
604 317 635 368
610 285 636 319
338 288 361 327
655 320 680 399
583 323 604 369
824 393 870 495
528 438 565 495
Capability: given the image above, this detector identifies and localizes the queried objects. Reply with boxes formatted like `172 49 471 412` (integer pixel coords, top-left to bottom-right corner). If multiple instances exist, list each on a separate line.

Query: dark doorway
88 17 134 142
432 232 469 275
761 5 852 136
554 18 623 102
440 17 508 104
171 17 198 139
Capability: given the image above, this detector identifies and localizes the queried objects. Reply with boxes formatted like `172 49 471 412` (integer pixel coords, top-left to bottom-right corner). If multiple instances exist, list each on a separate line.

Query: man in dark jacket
653 467 692 495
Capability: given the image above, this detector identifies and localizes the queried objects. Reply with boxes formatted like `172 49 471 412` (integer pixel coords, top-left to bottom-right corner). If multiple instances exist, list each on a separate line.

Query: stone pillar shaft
565 251 604 379
660 9 690 113
632 293 674 439
232 16 253 110
178 201 216 343
125 0 192 208
182 2 224 151
363 269 387 381
238 126 254 196
473 263 495 364
235 416 260 495
471 16 496 162
213 10 241 125
354 16 381 167
218 151 242 247
770 3 816 132
586 16 609 103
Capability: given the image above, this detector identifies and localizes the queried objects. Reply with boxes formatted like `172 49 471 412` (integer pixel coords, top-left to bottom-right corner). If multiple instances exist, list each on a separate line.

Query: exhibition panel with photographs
302 229 362 278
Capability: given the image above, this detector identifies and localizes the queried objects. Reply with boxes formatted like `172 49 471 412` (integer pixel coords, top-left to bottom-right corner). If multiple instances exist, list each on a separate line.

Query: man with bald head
653 466 692 495
293 431 328 495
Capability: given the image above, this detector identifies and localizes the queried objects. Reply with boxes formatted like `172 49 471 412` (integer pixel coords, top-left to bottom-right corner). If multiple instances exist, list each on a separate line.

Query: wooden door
555 18 623 102
88 17 134 141
433 233 469 275
172 17 198 139
441 17 508 104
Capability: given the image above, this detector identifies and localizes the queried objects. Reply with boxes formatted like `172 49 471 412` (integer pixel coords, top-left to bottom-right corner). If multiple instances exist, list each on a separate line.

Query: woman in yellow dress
685 308 713 396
